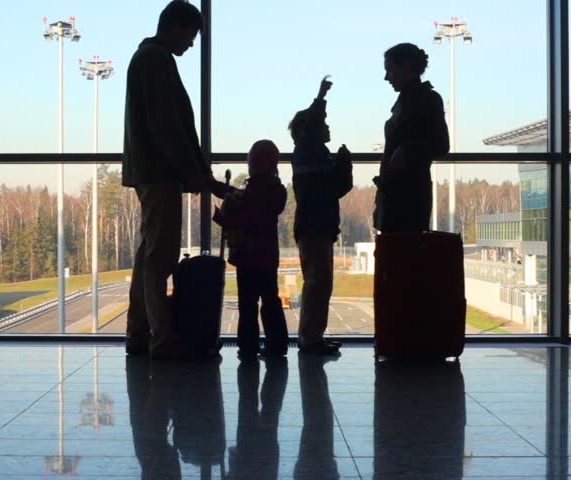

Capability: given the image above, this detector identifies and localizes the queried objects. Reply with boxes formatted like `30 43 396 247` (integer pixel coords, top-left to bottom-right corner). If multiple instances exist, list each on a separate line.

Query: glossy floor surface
0 343 569 479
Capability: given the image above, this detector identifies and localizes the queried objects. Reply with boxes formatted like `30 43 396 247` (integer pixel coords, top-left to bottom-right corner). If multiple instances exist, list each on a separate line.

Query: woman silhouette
373 43 449 233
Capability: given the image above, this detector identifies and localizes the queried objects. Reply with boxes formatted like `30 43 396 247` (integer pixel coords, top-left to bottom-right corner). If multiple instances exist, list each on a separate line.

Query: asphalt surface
2 283 129 334
3 287 483 335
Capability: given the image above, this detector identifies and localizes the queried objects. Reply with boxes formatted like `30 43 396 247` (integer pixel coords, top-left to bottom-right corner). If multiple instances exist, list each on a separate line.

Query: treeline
433 179 520 243
0 170 519 282
0 166 140 282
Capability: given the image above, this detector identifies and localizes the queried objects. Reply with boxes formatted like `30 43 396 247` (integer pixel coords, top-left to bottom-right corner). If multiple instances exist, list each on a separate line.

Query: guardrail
0 281 128 331
0 289 86 331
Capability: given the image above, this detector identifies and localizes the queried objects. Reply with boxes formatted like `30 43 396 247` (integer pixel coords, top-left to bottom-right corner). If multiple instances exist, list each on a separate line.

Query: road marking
330 305 344 322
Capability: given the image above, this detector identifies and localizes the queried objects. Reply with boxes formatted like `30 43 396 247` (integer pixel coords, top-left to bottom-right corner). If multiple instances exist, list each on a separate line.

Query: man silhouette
122 1 211 360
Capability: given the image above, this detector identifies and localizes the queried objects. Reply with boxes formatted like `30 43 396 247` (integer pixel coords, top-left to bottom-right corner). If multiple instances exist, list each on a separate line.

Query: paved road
4 286 483 336
100 296 485 335
2 284 129 334
214 297 375 336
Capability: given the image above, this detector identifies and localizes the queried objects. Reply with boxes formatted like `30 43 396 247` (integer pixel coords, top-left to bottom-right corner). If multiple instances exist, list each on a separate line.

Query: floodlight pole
43 17 81 333
79 56 114 333
433 17 472 233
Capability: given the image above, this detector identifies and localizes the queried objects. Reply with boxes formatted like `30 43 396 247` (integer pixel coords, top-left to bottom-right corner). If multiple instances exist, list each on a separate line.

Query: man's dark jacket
122 37 209 187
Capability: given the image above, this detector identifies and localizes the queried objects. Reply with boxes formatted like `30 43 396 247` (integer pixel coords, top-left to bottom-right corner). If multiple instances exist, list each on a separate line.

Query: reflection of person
126 356 181 480
289 77 353 355
126 355 226 480
373 360 465 479
211 140 289 360
294 355 339 480
373 43 449 233
227 357 288 480
123 1 211 360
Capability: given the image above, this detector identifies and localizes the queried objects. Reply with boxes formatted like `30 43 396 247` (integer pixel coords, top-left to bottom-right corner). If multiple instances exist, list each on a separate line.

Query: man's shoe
150 340 193 362
325 339 342 348
126 331 150 356
259 346 287 358
237 349 259 361
298 341 340 355
126 342 149 356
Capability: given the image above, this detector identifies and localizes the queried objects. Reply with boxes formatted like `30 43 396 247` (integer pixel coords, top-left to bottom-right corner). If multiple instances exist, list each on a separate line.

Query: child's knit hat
248 139 279 176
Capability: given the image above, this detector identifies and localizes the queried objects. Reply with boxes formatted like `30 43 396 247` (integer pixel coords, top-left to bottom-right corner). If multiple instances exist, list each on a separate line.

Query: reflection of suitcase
173 358 226 478
374 231 466 359
374 360 466 479
171 252 225 359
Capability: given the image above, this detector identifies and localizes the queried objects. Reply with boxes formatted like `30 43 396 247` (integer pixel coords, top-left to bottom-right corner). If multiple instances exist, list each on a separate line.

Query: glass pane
1 3 201 154
0 0 203 333
0 162 138 334
210 161 548 337
457 163 548 334
212 1 546 153
210 161 380 338
0 161 211 335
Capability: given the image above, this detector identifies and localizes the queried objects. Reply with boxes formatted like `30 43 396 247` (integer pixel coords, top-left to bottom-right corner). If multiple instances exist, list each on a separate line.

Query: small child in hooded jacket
211 139 289 359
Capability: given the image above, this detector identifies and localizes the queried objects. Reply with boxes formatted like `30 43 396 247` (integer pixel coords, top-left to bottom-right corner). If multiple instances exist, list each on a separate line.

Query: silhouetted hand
336 144 352 165
185 173 211 194
317 75 333 100
212 206 224 226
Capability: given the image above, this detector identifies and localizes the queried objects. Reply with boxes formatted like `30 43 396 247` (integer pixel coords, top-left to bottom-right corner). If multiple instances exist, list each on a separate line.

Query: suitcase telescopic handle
220 169 232 258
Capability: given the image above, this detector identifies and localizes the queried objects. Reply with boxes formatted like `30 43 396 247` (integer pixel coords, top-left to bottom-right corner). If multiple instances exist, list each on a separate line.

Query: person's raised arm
301 76 332 144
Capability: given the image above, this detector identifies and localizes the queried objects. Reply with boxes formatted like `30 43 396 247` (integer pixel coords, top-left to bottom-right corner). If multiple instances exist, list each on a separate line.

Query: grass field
0 270 131 316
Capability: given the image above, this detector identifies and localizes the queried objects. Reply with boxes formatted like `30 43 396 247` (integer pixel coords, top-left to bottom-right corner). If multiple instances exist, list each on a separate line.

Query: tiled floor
0 343 569 479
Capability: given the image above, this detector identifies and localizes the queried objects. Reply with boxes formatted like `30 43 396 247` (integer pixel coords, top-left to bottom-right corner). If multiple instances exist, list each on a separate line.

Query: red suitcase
374 231 466 359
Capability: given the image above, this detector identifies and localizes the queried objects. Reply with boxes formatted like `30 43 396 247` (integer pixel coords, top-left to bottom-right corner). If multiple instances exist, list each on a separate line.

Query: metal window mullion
546 347 569 477
0 152 553 164
547 0 569 342
200 0 212 254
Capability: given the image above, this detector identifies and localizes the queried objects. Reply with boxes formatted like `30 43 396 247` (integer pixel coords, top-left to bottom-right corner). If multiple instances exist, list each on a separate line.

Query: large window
1 3 201 156
1 1 569 338
205 162 549 336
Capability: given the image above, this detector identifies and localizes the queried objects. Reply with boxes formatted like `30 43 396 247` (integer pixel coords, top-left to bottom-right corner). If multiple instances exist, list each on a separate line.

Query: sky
0 0 550 191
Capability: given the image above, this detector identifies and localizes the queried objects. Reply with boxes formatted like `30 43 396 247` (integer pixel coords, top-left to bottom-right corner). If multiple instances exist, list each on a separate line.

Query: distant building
352 242 375 275
469 118 562 331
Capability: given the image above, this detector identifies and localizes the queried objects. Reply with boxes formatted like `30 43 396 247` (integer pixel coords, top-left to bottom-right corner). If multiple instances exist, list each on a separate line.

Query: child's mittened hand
213 206 224 225
337 144 352 163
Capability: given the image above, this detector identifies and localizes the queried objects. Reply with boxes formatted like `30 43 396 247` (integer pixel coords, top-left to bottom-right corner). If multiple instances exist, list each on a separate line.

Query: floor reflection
373 359 466 479
228 357 288 479
126 355 226 479
0 345 564 479
294 354 340 480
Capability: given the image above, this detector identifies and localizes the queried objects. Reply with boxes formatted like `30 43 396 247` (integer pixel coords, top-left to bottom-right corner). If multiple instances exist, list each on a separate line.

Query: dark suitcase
171 171 231 359
171 253 225 358
374 231 466 359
